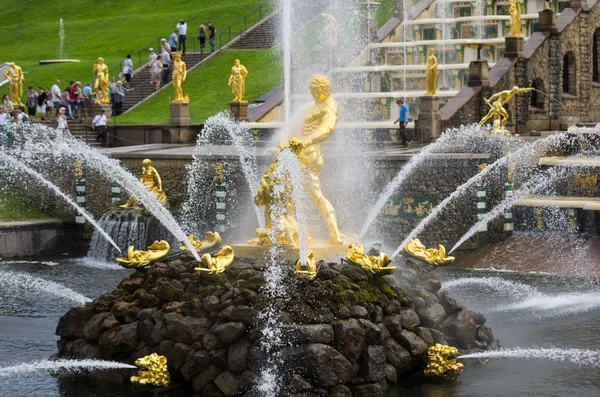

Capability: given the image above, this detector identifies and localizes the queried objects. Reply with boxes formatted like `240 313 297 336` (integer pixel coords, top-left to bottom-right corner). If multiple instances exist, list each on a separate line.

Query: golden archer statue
424 48 438 96
509 0 522 37
171 52 188 103
92 58 110 105
228 59 248 102
3 62 24 106
121 159 167 208
479 86 533 132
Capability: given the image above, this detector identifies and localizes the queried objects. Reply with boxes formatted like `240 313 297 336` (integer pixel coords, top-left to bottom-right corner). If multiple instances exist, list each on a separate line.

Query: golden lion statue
130 353 170 387
423 344 464 378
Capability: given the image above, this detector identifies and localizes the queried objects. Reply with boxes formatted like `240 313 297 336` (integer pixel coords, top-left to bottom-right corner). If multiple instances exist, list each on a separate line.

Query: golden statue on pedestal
195 246 235 275
117 240 171 268
130 353 170 387
180 231 221 254
479 86 533 132
171 52 188 103
295 250 317 280
229 59 248 102
3 62 24 106
509 0 522 38
346 244 396 275
252 75 344 248
121 159 167 208
404 238 455 266
424 48 438 97
92 58 110 105
424 344 464 378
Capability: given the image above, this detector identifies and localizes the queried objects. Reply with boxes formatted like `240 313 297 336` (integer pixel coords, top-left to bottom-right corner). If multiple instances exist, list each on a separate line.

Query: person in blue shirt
394 99 410 146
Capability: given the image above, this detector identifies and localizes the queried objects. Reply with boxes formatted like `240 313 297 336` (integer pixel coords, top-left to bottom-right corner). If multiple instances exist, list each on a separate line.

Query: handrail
86 0 276 87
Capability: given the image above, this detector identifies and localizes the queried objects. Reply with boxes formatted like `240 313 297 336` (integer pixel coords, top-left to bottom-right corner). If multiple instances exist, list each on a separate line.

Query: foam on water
459 347 600 367
0 260 58 267
0 359 135 377
0 270 90 305
443 277 541 298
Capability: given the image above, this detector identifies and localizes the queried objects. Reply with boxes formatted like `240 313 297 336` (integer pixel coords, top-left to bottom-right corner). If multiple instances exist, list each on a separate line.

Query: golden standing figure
92 58 110 104
121 159 167 208
228 59 248 102
479 86 533 132
509 0 522 37
171 52 189 103
424 48 438 96
3 62 25 106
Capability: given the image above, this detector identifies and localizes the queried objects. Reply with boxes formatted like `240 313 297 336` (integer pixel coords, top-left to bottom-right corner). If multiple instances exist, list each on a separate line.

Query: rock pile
56 257 496 396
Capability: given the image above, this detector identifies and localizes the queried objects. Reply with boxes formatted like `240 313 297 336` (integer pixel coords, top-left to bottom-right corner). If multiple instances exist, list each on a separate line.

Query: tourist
36 87 47 121
14 107 29 123
75 82 88 120
44 87 53 120
26 86 38 121
68 81 77 120
161 48 171 84
394 99 410 146
56 107 68 136
59 88 72 118
82 83 93 104
148 48 157 83
208 21 216 53
92 108 107 146
51 80 61 120
168 30 178 53
177 19 187 54
151 57 163 91
0 106 9 147
161 38 171 55
113 81 131 116
198 23 207 55
2 93 14 116
108 76 117 109
122 54 133 84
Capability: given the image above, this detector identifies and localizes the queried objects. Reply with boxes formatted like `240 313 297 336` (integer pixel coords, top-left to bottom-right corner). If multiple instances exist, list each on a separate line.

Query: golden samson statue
228 59 248 102
424 48 438 97
121 159 167 208
3 62 24 106
252 75 344 247
479 86 533 132
171 52 188 103
93 57 110 105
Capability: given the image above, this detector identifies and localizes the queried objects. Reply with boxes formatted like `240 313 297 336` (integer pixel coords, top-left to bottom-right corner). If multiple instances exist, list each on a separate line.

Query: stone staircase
228 13 278 49
67 123 101 147
123 53 208 113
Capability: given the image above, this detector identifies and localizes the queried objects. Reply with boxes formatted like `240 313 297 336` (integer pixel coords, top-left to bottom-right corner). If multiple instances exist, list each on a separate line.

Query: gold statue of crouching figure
130 353 170 387
423 344 464 379
346 244 396 275
180 231 221 254
195 246 235 275
295 250 317 280
117 241 171 268
121 159 167 208
404 239 454 266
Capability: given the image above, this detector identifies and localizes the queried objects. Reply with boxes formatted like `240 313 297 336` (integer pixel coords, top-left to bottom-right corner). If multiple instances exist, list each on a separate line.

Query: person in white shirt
56 107 68 139
92 108 107 146
122 54 133 84
51 80 61 120
0 107 9 126
161 38 170 55
177 20 187 54
148 49 157 84
161 49 171 84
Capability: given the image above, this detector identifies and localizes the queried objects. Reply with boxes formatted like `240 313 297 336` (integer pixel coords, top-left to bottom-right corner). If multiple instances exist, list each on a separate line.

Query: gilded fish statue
180 231 221 254
195 245 235 275
403 238 454 266
346 244 396 275
116 240 171 268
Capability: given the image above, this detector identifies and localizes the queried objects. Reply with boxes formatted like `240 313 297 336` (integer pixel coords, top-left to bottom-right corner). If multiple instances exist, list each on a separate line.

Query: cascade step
514 196 600 210
539 157 600 167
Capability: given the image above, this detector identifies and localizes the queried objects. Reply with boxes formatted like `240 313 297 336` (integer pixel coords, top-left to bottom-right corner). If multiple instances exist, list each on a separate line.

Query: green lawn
377 0 396 28
0 0 267 97
117 49 281 124
0 188 51 222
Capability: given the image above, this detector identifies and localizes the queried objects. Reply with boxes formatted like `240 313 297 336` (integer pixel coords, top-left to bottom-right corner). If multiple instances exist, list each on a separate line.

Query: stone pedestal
570 0 587 8
169 102 191 125
468 60 489 87
416 96 442 142
229 101 249 122
538 9 557 35
504 37 524 58
89 104 111 120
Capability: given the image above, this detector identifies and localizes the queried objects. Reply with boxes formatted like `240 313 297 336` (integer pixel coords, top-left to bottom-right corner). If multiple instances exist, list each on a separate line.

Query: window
593 29 600 82
530 78 544 109
562 52 576 95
